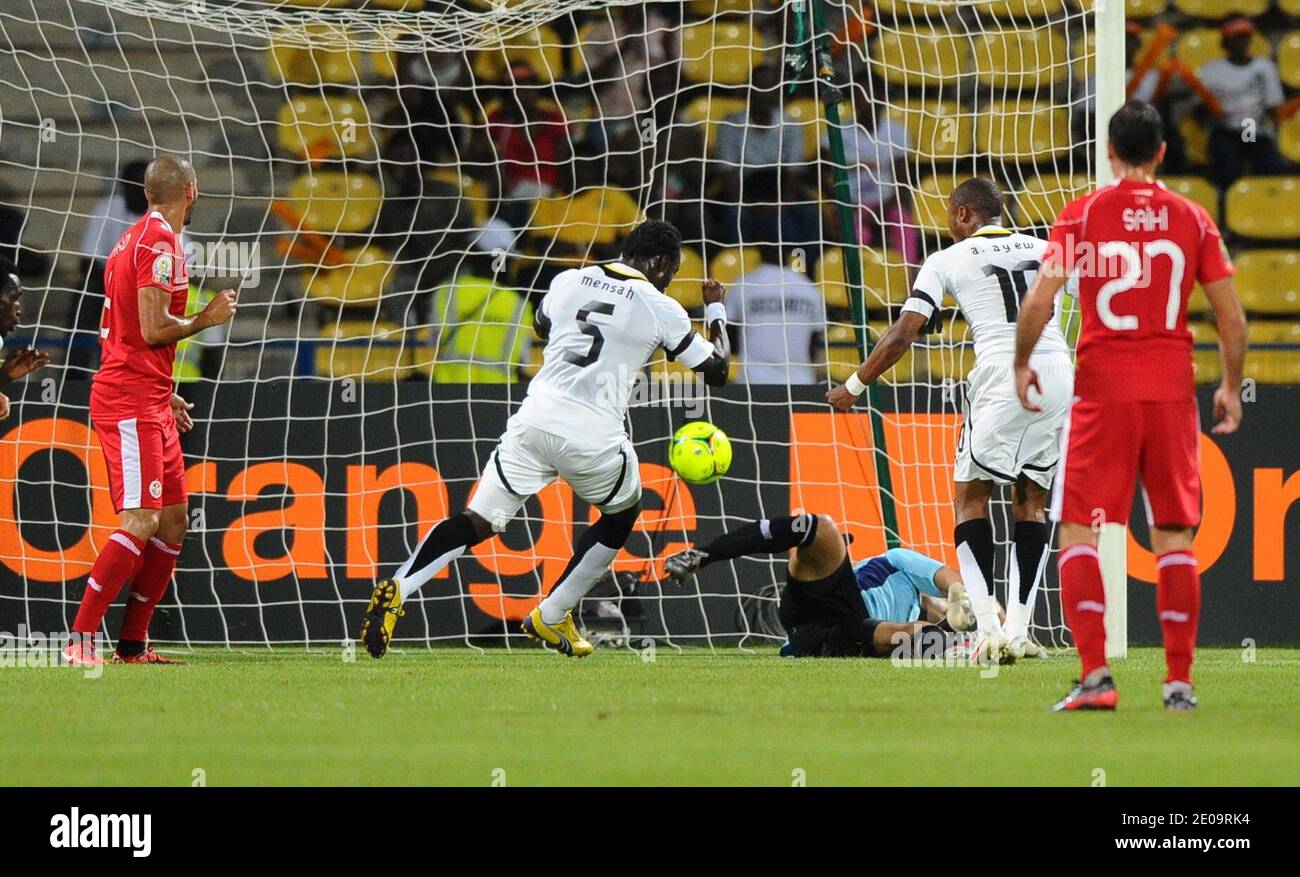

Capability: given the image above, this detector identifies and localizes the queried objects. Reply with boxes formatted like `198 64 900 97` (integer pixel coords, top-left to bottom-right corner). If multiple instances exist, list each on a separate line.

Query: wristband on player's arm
845 372 868 397
704 302 727 326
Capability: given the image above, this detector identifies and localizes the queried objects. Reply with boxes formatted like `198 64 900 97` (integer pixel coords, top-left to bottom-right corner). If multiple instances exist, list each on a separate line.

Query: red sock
119 537 181 642
73 530 146 635
1059 543 1108 679
1156 550 1200 684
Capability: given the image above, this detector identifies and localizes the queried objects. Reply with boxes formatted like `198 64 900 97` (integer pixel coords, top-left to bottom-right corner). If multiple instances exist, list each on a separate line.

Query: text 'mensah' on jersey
901 226 1071 363
516 262 713 443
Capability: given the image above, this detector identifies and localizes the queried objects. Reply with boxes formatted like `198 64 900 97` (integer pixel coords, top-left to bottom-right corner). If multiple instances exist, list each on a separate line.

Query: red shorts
1051 397 1201 529
91 404 187 512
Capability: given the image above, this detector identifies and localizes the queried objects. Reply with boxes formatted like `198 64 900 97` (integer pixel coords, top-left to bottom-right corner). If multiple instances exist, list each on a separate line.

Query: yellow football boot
360 578 404 659
522 608 594 658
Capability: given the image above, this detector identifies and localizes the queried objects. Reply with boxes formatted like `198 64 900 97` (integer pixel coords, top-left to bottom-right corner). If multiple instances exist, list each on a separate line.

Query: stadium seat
681 20 768 87
1187 285 1211 315
784 98 827 162
1279 32 1300 90
362 0 424 9
976 102 1072 163
1161 175 1219 222
871 28 969 87
1174 27 1269 74
708 247 761 286
283 0 349 7
1232 250 1300 313
267 26 389 86
825 323 861 383
1192 349 1222 383
680 95 749 154
913 175 961 236
1015 174 1091 227
1245 351 1300 384
1187 320 1218 345
979 0 1067 19
285 172 383 234
970 29 1070 90
472 25 565 83
315 317 411 382
816 247 907 311
1172 0 1268 19
529 186 642 251
1177 114 1210 167
924 346 977 383
689 0 757 15
277 95 374 162
668 247 707 309
429 169 493 227
1225 178 1300 240
888 100 973 163
1248 320 1300 345
1126 0 1168 17
304 245 394 306
1282 0 1300 15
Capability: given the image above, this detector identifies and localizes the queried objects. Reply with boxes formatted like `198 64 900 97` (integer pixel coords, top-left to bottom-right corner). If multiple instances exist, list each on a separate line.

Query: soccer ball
669 421 732 485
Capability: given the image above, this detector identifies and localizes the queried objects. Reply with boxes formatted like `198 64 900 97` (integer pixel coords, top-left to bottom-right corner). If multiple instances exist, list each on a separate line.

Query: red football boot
61 637 104 667
112 646 184 665
1051 675 1119 712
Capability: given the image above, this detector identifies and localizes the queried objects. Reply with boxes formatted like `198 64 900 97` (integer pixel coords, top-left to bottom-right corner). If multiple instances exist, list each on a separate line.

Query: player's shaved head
143 154 196 204
951 178 1004 224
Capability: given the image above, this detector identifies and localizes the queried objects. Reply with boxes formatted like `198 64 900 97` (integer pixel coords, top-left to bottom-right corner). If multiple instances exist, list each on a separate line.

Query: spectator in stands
0 256 49 419
486 63 571 224
382 42 475 175
428 242 534 384
1198 16 1286 189
825 85 916 266
726 218 827 385
713 65 820 249
71 159 149 376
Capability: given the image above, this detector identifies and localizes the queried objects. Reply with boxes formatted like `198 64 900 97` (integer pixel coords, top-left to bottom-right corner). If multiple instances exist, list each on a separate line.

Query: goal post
0 0 1123 652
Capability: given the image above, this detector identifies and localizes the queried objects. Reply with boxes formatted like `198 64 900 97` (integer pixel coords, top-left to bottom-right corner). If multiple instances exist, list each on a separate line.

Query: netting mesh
0 0 1103 648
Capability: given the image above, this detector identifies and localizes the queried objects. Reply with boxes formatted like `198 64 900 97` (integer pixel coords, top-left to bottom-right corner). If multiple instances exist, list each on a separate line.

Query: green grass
2 646 1297 786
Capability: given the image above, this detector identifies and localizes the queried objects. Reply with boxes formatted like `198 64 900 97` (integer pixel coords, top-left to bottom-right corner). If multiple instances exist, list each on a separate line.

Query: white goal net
0 0 1114 649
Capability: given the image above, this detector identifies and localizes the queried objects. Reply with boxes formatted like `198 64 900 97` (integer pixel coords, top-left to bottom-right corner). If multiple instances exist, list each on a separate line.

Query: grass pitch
2 646 1296 787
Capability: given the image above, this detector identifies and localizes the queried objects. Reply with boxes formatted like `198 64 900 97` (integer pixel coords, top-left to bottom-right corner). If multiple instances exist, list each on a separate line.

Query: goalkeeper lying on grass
665 513 1035 659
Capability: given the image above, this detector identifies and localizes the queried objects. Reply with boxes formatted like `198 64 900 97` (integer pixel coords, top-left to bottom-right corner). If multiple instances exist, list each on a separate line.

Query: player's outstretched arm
1202 275 1247 434
692 279 730 387
826 310 927 411
1012 267 1066 412
138 285 237 347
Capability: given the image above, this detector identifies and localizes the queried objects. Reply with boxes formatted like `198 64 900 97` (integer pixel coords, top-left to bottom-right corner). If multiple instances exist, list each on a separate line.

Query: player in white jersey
360 221 730 659
827 178 1074 663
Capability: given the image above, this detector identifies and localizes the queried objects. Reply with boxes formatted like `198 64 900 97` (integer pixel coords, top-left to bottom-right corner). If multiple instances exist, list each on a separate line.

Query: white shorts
467 416 642 530
954 356 1074 490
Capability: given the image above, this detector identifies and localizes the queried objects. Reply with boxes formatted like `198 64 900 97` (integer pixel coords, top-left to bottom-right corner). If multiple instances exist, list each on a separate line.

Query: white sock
1003 542 1045 640
538 543 619 625
956 541 1001 635
396 544 465 600
1004 601 1032 640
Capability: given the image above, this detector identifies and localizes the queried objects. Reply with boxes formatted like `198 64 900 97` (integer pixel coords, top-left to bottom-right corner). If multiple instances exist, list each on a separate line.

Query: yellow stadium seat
1178 113 1209 166
667 247 706 310
1192 349 1222 383
1175 27 1269 74
1187 320 1218 345
1172 0 1268 18
980 0 1067 18
268 26 387 86
1015 174 1092 227
825 323 861 383
362 0 424 9
1225 178 1300 240
680 95 749 154
1248 320 1300 345
284 0 348 7
1126 0 1167 16
1282 0 1300 15
529 186 642 252
681 20 768 86
1161 175 1219 222
285 172 383 234
971 29 1070 90
304 245 394 306
1245 351 1300 384
1232 250 1300 312
924 345 977 383
278 95 374 162
785 98 827 162
913 175 961 236
888 100 973 163
816 247 907 312
429 169 493 227
473 25 566 83
1280 33 1300 92
871 28 969 88
709 247 762 286
976 102 1073 162
315 318 411 382
689 0 757 16
1187 286 1211 315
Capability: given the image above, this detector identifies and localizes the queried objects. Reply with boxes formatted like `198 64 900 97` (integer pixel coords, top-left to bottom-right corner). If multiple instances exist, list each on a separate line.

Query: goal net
0 0 1114 650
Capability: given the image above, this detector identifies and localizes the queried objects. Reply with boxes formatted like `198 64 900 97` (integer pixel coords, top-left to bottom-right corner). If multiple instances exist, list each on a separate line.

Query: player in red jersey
64 155 237 667
1013 101 1247 712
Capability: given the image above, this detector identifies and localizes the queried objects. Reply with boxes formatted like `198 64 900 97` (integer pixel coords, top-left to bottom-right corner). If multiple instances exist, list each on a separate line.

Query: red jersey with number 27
1045 179 1234 402
96 210 189 411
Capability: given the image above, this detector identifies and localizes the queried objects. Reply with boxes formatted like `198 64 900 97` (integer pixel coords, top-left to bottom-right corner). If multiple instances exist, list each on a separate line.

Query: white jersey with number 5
516 261 714 445
901 225 1071 363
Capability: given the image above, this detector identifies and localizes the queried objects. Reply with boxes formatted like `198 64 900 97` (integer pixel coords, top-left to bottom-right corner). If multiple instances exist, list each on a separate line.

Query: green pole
800 0 901 548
